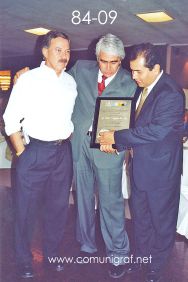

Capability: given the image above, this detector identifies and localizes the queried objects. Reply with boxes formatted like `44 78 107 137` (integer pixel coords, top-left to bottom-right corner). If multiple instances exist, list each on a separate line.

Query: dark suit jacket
114 73 185 190
69 60 137 168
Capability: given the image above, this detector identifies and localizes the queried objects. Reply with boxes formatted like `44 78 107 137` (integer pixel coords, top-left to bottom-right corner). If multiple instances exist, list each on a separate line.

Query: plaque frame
90 96 135 148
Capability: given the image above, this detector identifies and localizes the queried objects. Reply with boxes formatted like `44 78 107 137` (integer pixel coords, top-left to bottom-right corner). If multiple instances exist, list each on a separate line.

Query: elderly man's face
42 37 70 76
98 51 121 78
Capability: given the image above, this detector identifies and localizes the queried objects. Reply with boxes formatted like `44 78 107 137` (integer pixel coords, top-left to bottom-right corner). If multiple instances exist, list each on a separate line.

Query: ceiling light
24 27 51 35
136 11 174 23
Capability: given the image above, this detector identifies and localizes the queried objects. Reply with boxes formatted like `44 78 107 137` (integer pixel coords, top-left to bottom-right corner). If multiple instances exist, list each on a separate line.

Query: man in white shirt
3 30 77 279
12 34 137 279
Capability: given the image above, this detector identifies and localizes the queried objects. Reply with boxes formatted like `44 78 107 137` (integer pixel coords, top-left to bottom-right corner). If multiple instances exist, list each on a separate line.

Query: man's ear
153 64 160 74
42 47 48 59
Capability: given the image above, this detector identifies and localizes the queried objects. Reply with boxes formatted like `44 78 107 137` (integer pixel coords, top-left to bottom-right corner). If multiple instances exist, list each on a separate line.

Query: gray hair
95 34 125 60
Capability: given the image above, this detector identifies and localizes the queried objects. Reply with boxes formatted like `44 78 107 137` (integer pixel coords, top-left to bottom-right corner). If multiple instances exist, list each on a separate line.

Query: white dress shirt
3 63 77 141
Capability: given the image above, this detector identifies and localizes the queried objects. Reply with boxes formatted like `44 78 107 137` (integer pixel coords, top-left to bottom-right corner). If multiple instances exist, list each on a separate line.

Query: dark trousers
14 138 73 265
130 172 180 273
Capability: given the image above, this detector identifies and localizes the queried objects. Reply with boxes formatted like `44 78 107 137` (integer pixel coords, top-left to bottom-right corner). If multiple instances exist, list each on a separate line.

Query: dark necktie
98 75 107 96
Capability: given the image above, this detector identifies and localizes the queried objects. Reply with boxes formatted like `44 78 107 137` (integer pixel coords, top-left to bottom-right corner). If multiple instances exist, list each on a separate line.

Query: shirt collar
40 61 65 77
98 69 118 84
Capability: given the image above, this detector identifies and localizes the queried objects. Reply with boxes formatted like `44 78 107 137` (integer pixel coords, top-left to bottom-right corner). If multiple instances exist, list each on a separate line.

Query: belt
87 131 92 137
29 136 70 145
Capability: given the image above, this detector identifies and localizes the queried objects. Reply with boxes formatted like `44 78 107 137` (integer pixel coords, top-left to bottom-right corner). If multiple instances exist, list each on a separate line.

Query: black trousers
129 171 180 273
14 138 73 265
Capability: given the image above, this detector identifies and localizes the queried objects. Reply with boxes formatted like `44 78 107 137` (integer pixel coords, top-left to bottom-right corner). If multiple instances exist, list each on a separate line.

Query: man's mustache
58 59 67 64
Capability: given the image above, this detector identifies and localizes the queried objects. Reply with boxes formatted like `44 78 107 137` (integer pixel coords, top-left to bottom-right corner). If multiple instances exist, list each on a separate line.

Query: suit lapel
88 62 99 98
90 62 100 99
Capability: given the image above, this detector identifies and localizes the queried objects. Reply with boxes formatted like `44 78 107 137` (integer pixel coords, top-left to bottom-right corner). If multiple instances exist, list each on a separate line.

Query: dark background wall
170 47 188 89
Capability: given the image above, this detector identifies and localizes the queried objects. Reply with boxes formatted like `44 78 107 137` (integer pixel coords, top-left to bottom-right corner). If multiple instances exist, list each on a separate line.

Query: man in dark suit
69 34 136 278
99 43 185 282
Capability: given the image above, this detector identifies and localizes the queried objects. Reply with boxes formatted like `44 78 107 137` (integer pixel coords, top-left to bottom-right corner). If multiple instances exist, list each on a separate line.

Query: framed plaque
90 97 135 148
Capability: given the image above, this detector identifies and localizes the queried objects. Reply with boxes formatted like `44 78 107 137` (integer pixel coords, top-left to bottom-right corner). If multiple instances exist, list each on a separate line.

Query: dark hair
129 43 161 70
41 30 70 49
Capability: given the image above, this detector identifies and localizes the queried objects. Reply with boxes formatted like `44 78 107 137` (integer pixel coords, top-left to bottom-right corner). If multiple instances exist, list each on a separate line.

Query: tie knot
102 75 107 81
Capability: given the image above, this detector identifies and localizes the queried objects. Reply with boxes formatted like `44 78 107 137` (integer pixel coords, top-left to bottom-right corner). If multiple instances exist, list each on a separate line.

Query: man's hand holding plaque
99 130 116 154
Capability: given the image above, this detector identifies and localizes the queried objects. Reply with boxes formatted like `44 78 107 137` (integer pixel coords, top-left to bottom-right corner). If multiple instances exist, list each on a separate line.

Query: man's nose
106 63 111 71
132 72 137 79
60 51 66 58
57 50 67 58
